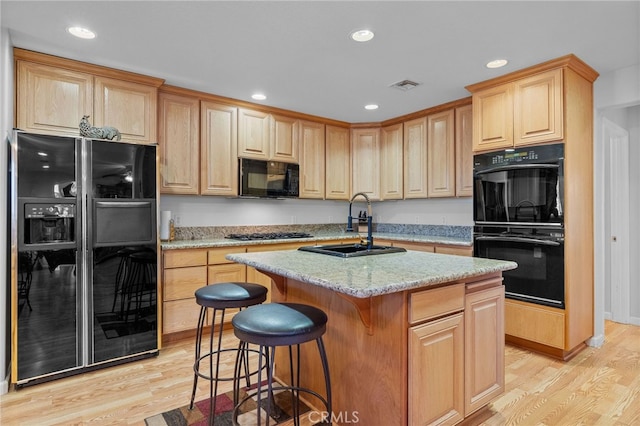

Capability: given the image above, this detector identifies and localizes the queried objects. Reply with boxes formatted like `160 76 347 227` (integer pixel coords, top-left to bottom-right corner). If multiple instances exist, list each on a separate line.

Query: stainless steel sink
298 243 407 258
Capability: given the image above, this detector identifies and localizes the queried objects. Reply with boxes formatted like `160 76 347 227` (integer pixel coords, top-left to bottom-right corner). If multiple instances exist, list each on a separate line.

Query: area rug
145 385 314 426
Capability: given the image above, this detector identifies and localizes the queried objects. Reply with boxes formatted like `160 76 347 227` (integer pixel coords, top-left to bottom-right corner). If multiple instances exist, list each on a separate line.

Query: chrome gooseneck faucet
347 192 373 250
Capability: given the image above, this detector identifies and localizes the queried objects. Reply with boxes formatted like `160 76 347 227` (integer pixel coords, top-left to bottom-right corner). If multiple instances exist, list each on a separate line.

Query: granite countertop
161 232 472 250
226 250 516 298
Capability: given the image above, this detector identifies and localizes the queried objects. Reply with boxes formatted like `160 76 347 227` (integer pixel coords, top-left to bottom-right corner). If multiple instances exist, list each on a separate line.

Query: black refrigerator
9 131 159 387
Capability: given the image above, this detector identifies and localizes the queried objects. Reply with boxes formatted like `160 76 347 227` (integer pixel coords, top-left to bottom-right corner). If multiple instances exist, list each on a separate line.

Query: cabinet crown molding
465 53 599 93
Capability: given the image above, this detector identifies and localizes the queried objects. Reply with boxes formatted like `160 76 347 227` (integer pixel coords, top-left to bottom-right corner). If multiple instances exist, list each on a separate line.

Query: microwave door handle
475 236 561 246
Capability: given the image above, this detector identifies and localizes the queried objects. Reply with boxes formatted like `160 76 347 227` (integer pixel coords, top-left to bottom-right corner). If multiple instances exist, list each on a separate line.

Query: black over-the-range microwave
239 158 300 198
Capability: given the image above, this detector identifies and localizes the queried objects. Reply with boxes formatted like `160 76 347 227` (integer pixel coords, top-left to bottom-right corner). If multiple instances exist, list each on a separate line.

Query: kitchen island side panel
271 277 407 426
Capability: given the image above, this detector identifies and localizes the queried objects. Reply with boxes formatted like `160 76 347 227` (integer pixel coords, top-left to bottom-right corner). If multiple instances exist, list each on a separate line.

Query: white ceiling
2 1 639 123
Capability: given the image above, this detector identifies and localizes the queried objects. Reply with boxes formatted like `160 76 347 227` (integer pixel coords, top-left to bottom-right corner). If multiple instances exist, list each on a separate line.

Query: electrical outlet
328 216 333 223
414 216 419 224
442 216 447 224
291 215 296 224
175 215 181 226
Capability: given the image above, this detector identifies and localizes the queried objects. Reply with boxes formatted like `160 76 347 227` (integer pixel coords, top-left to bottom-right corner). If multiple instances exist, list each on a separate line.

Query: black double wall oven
473 143 565 309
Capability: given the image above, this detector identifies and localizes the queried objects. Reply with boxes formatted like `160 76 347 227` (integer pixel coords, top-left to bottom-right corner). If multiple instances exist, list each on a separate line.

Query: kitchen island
226 249 516 425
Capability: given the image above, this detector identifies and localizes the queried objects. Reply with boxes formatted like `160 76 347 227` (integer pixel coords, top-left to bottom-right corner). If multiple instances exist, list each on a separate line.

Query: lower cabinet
408 278 504 425
377 239 473 256
409 312 465 425
162 247 247 335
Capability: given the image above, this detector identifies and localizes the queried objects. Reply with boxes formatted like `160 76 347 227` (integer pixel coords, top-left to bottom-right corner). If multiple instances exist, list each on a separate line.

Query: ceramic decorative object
79 115 121 141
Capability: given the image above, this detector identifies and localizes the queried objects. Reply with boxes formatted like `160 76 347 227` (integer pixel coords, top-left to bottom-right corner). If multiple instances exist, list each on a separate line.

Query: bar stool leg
189 306 207 410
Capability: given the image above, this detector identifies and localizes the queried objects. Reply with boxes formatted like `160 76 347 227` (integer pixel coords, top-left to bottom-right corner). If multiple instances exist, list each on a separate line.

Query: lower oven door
474 234 564 308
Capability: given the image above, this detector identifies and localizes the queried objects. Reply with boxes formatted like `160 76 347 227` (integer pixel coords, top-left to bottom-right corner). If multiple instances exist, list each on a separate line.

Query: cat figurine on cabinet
79 115 121 141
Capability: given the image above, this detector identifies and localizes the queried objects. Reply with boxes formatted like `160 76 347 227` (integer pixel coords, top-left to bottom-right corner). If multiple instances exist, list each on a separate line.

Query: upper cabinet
298 120 326 199
455 104 474 197
158 90 200 194
403 117 428 199
466 56 598 152
351 127 381 200
380 123 404 200
238 108 298 163
201 101 239 196
427 109 455 197
15 48 163 144
325 125 351 200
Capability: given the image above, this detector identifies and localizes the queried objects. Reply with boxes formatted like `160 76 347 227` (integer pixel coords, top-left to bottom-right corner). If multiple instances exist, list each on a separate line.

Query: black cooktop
225 232 313 241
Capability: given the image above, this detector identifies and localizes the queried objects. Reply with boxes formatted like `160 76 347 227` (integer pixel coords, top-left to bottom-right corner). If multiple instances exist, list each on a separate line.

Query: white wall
593 63 640 347
0 23 13 394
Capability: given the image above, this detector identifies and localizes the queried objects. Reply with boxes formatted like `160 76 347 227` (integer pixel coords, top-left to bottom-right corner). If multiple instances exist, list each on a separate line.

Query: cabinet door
514 69 563 146
455 105 474 197
16 61 93 136
207 263 247 326
472 84 514 151
403 117 428 199
325 125 351 200
380 123 404 200
409 313 464 426
351 128 380 200
299 120 326 199
158 92 200 194
238 108 270 159
201 101 238 196
428 109 455 197
465 285 505 415
271 114 299 162
93 76 157 143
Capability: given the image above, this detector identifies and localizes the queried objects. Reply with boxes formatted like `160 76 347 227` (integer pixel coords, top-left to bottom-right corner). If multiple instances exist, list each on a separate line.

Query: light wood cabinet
15 49 163 144
428 109 455 197
325 125 351 200
467 55 599 359
380 123 404 200
377 239 472 256
464 283 505 415
468 68 563 152
93 76 158 143
455 105 474 197
351 128 380 200
409 313 465 425
16 61 93 136
158 91 200 194
403 117 428 199
162 247 247 335
238 108 298 162
298 120 325 199
201 101 238 196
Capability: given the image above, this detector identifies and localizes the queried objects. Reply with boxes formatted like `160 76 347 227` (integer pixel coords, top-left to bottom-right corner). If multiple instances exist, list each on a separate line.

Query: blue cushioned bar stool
190 282 268 425
231 302 332 426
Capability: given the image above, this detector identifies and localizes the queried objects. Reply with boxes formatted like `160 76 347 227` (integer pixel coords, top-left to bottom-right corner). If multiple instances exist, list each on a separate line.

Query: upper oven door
473 143 564 225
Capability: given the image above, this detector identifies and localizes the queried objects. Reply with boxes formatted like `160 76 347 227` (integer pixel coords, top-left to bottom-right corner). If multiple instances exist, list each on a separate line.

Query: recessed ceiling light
350 29 374 42
67 26 96 40
365 104 379 110
486 59 508 69
37 152 48 157
42 164 50 169
251 93 267 101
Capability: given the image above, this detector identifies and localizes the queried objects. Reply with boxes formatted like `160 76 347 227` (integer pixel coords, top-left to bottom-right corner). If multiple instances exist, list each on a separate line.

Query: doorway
603 117 630 324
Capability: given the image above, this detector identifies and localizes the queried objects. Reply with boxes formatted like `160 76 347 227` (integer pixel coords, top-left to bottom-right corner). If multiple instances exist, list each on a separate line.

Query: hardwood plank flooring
1 320 638 425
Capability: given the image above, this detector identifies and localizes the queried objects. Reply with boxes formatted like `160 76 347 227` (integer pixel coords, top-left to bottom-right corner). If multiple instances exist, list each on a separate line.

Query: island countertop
226 249 516 298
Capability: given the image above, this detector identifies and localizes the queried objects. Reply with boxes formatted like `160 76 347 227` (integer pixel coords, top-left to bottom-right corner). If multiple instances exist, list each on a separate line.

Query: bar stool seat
232 302 332 426
190 282 268 425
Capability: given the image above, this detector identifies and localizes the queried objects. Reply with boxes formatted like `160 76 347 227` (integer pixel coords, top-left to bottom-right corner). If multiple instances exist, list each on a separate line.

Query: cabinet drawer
208 246 246 264
163 298 200 334
163 265 207 300
410 283 465 324
163 249 207 268
505 299 564 348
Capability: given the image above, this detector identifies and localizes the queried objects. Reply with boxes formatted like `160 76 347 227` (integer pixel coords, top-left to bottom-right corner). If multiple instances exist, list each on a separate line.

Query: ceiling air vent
390 79 421 91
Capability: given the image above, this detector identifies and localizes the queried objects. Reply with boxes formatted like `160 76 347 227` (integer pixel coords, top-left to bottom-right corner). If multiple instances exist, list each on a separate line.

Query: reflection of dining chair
18 252 36 312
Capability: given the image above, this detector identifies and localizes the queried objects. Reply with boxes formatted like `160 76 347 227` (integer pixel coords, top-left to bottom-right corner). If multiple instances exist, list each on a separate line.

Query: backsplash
173 223 472 241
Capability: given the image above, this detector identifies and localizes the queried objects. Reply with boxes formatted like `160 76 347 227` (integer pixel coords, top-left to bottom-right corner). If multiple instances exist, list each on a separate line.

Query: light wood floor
1 320 638 425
